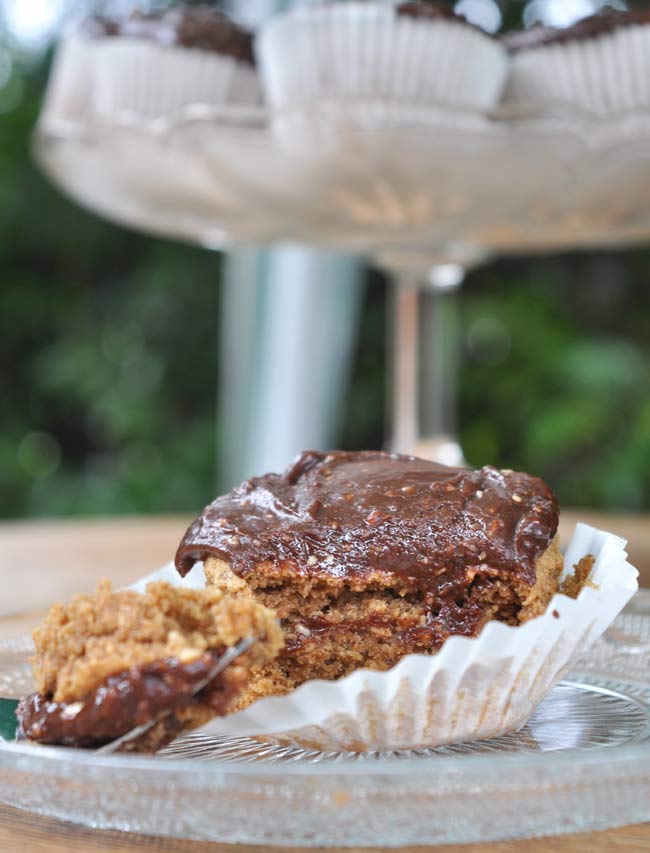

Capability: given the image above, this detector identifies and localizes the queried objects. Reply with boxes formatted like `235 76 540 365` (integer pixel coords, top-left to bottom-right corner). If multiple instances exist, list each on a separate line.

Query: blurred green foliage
1 22 649 517
1 64 221 516
460 256 650 508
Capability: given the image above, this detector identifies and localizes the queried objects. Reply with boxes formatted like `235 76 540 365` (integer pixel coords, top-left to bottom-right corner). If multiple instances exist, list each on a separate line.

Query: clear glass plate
1 591 650 847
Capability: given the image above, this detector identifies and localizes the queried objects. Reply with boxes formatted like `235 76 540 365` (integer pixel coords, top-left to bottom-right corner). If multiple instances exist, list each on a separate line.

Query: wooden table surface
1 510 649 852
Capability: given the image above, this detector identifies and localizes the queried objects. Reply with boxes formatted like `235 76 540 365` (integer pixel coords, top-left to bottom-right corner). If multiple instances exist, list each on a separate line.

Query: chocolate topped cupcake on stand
503 9 650 116
89 5 261 121
257 0 507 134
43 5 261 128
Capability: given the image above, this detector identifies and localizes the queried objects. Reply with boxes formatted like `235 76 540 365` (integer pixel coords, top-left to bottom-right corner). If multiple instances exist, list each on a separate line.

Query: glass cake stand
34 103 650 463
1 590 650 846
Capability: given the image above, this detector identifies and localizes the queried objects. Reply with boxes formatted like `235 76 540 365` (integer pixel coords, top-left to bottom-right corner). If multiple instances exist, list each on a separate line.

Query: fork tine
95 636 256 756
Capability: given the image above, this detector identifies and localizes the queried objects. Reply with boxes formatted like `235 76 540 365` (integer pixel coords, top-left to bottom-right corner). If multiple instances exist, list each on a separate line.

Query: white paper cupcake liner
257 2 508 118
40 34 97 127
504 24 650 116
92 38 261 122
132 522 638 751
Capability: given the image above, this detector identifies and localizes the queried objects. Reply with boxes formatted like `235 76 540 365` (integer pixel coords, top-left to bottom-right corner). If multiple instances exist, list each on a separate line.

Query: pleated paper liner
40 34 97 125
504 23 650 116
257 2 508 118
133 523 638 752
91 38 261 122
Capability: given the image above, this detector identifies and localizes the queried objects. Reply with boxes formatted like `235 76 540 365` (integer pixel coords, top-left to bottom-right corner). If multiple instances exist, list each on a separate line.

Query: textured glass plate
2 592 650 847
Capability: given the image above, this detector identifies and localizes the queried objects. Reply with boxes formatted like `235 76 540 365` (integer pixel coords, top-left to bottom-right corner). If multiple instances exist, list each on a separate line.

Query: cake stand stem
388 263 465 465
391 273 420 454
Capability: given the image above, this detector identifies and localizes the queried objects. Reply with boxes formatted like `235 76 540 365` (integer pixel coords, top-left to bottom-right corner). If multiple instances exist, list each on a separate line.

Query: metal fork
0 636 255 752
94 635 255 755
95 637 256 755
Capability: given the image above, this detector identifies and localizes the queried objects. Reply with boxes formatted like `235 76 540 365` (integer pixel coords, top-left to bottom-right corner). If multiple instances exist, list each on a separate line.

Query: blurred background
1 0 649 520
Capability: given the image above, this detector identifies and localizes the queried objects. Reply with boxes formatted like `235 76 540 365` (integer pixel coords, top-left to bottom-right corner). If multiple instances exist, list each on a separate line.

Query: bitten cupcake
257 1 508 119
177 451 566 704
173 450 638 751
89 5 261 121
503 9 650 115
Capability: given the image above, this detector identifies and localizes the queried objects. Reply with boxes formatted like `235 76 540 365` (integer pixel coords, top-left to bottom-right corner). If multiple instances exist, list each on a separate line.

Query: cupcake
256 1 508 120
178 451 573 704
88 5 261 121
17 581 282 751
173 451 637 750
502 10 650 115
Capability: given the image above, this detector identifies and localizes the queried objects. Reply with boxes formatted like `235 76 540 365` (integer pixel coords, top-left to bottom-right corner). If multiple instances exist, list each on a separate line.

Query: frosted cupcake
173 450 638 750
503 10 650 116
89 5 261 121
257 1 508 119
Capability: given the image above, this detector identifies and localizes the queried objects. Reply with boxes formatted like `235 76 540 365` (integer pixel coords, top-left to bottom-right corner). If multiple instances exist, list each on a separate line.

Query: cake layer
30 580 279 703
205 536 564 708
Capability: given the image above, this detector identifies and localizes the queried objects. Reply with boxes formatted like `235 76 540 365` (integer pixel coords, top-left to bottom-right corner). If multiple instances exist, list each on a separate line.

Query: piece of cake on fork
17 580 282 751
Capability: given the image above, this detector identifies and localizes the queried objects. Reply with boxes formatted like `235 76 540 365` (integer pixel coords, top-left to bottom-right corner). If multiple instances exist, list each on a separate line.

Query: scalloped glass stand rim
33 100 650 258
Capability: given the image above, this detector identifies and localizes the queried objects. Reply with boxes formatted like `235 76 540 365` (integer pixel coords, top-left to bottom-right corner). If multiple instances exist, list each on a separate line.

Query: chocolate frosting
82 6 254 64
175 451 558 592
396 2 494 36
503 10 650 53
397 2 466 22
17 650 232 748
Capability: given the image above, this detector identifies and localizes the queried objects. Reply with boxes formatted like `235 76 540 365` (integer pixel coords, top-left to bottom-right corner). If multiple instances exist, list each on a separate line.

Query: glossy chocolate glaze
397 2 465 21
396 2 494 35
503 10 650 53
17 650 233 748
175 451 558 595
83 6 254 64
